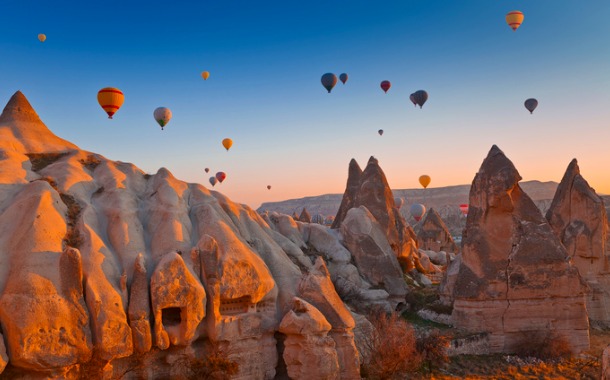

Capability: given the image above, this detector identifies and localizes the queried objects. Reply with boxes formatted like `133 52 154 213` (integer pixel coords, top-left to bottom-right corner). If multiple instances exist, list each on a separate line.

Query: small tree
416 329 450 373
360 311 422 379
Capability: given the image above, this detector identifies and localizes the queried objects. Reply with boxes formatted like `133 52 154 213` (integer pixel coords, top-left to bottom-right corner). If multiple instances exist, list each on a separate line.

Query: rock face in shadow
546 159 610 328
451 145 590 354
331 157 418 271
415 207 457 253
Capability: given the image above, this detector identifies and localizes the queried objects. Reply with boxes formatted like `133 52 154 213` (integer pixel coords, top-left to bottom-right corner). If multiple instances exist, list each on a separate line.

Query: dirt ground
418 329 609 379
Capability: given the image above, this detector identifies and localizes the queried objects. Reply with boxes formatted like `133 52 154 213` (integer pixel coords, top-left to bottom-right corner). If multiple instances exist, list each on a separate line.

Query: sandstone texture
0 91 359 378
415 207 457 253
451 145 590 354
546 159 610 328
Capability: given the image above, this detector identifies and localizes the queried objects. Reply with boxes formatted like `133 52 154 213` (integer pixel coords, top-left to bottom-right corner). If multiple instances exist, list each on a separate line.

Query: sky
1 1 609 209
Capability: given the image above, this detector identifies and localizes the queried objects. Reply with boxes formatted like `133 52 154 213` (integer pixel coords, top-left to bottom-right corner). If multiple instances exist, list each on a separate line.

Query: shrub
513 330 572 360
416 329 450 373
174 341 239 380
78 154 102 171
26 152 69 172
360 311 422 379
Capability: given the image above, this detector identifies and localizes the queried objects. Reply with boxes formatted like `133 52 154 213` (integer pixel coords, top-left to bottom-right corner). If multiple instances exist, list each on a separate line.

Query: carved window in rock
219 296 254 315
255 299 274 313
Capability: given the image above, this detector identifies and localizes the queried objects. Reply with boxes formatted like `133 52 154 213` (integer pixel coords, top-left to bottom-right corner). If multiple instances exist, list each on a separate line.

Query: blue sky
1 1 609 208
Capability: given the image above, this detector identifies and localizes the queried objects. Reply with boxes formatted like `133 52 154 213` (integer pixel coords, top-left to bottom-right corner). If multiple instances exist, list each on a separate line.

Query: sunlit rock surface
451 145 590 354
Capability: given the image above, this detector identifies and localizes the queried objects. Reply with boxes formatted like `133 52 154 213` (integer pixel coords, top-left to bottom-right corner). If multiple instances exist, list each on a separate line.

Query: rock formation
451 145 590 354
414 207 457 253
546 159 610 328
0 91 360 378
299 208 312 223
279 297 339 379
331 156 418 271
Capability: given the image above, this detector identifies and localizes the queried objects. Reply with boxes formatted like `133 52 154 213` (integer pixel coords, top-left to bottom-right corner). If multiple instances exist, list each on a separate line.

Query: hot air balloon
378 129 384 136
267 185 272 190
321 73 338 93
506 11 524 31
413 90 428 108
216 171 226 183
524 98 538 114
410 203 426 222
380 80 391 94
419 175 431 189
209 176 218 187
153 107 172 130
394 197 404 209
222 138 233 151
339 73 348 84
201 71 210 80
204 168 210 173
38 34 46 42
409 93 417 107
459 204 469 216
97 87 124 119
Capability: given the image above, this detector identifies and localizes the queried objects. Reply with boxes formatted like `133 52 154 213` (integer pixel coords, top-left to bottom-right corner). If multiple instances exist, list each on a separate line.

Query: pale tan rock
279 297 339 380
452 145 589 354
603 345 610 380
341 206 407 303
151 252 206 349
128 253 152 353
299 258 360 379
546 159 610 328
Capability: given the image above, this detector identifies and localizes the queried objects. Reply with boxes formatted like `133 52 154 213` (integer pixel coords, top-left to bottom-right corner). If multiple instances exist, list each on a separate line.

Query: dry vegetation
60 193 83 248
78 154 102 171
26 152 69 172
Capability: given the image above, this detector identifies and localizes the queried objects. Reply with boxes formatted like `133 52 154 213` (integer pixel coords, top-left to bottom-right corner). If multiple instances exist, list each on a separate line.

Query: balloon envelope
97 87 124 119
413 90 428 108
153 107 172 130
216 172 226 183
204 168 210 173
506 11 524 31
38 34 46 42
339 73 348 84
394 197 404 209
410 203 426 222
209 176 217 187
409 93 417 107
459 204 469 216
222 138 233 151
321 73 338 93
378 129 384 136
419 175 431 189
380 80 391 93
201 71 210 80
524 98 538 114
267 185 272 190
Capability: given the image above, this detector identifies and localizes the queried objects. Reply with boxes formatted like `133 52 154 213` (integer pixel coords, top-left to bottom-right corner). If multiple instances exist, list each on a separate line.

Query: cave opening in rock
162 307 182 326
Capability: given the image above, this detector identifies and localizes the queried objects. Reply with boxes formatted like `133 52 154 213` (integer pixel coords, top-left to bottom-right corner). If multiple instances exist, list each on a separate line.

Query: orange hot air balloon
419 175 431 189
222 138 233 151
267 185 271 190
201 71 210 80
506 11 524 31
38 34 46 42
97 87 124 119
216 171 226 183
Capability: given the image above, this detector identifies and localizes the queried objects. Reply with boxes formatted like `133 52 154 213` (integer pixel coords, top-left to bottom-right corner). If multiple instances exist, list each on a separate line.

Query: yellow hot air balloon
38 34 46 42
201 71 210 80
419 175 431 189
97 87 124 119
222 138 233 151
506 11 524 31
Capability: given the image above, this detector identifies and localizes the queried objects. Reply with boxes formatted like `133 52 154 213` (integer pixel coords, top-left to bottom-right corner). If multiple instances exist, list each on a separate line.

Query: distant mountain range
258 181 610 237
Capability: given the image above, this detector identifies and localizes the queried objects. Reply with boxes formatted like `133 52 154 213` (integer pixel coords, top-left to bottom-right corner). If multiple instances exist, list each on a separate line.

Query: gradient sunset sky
1 1 609 208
